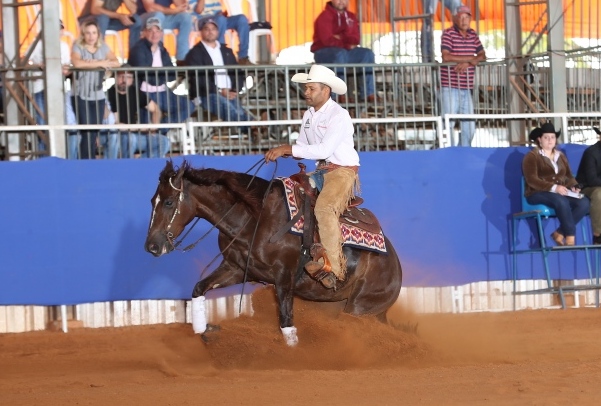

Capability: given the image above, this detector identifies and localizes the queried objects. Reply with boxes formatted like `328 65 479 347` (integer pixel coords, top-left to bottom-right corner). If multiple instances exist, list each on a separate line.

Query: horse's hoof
205 323 221 333
200 324 221 343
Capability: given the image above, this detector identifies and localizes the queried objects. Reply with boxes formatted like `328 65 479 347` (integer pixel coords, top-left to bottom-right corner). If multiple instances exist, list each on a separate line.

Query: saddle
274 163 385 289
289 163 382 235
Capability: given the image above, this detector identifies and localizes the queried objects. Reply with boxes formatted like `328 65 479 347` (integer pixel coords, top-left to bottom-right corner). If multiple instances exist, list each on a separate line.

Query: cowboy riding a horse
144 65 403 346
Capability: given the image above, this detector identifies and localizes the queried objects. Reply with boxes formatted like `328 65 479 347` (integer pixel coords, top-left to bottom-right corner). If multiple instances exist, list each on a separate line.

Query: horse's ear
174 160 187 184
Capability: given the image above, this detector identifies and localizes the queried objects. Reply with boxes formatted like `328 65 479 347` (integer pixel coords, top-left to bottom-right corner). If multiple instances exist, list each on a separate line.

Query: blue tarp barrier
0 145 592 305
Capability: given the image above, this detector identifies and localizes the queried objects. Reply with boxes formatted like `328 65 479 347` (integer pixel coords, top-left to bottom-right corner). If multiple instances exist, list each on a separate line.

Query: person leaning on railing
440 5 486 147
523 123 590 246
71 19 121 159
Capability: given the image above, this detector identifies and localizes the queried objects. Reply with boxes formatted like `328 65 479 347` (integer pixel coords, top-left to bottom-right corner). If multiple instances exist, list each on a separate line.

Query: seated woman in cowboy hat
523 122 590 246
264 64 360 289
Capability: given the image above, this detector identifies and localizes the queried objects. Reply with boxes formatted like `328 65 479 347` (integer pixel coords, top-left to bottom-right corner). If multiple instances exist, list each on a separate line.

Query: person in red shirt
310 0 375 102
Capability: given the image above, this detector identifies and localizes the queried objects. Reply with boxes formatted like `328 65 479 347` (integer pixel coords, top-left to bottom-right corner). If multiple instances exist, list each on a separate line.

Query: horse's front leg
274 267 298 347
190 260 244 335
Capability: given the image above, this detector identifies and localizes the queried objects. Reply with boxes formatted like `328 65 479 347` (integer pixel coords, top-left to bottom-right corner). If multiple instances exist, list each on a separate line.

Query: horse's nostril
147 243 159 254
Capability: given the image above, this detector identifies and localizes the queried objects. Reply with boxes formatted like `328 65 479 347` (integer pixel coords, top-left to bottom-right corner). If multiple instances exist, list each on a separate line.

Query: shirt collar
310 97 335 114
201 40 221 51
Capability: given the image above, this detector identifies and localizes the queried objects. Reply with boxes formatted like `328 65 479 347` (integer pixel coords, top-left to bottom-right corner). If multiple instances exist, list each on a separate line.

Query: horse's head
145 161 197 257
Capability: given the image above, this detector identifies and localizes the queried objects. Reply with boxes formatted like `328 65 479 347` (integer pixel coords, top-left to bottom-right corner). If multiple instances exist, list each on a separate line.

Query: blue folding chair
511 177 593 309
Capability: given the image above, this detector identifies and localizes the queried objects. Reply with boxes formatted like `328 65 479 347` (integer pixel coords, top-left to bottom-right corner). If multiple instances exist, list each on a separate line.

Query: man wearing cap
184 16 252 127
265 64 360 290
188 0 253 65
440 4 486 146
129 17 195 128
311 0 376 102
136 0 193 63
78 0 142 51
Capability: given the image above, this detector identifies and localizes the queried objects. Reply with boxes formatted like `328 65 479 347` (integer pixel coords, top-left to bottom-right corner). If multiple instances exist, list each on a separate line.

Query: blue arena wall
0 145 592 305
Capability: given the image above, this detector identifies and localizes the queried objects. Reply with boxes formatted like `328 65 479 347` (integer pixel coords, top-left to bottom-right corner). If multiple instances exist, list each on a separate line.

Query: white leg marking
191 296 207 334
280 326 298 347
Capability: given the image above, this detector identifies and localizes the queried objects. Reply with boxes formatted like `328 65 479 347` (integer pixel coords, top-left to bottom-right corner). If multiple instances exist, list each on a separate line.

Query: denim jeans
67 133 81 160
200 93 252 122
65 91 81 159
33 91 47 151
527 191 590 237
441 87 475 147
192 12 250 59
79 14 143 51
75 97 105 159
140 12 192 60
313 47 375 99
35 90 81 158
120 132 171 158
99 132 120 159
143 90 195 133
309 169 327 192
420 0 462 62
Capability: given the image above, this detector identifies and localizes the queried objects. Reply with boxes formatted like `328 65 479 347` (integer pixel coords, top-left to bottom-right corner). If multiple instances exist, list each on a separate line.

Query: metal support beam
547 0 568 131
41 0 66 158
2 0 23 160
505 0 527 144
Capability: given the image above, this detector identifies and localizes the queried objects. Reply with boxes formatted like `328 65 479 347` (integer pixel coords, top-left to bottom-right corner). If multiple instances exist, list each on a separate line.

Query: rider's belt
317 160 359 173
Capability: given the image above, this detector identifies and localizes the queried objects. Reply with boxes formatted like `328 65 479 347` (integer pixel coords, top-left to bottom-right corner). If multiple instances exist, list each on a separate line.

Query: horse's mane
159 160 266 219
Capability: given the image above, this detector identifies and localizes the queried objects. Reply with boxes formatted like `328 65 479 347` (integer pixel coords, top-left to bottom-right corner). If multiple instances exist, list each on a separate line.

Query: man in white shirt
265 65 360 289
184 16 252 128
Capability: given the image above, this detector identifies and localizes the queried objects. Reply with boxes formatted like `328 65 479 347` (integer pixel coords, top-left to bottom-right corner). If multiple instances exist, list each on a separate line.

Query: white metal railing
442 112 601 147
186 116 444 154
0 123 190 159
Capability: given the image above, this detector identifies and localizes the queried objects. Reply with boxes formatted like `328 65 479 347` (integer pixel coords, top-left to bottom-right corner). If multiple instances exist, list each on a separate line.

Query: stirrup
304 262 337 289
309 244 332 270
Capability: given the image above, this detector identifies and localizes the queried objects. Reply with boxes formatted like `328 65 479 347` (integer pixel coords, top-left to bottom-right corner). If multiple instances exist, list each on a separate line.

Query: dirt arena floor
2 287 601 405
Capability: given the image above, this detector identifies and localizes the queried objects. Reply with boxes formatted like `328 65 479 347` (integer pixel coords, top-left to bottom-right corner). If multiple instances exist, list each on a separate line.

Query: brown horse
144 160 403 346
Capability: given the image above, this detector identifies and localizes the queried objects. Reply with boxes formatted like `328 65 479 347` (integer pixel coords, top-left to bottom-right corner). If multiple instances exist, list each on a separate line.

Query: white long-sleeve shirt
291 98 360 167
29 40 71 94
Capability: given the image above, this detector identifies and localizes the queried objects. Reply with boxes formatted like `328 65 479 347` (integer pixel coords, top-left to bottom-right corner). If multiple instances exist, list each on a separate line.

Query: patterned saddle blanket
279 177 387 253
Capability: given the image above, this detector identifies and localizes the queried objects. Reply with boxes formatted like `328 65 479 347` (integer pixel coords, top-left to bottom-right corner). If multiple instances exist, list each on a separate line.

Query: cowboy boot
305 244 336 289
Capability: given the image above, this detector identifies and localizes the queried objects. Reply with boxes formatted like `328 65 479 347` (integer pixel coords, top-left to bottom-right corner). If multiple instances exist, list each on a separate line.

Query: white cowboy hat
291 64 347 95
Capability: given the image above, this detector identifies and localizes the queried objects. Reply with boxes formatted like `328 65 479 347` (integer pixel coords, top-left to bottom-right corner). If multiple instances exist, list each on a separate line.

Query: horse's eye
165 200 173 208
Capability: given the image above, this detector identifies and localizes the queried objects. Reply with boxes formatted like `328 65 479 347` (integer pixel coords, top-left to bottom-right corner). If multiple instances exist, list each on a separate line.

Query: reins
166 158 280 309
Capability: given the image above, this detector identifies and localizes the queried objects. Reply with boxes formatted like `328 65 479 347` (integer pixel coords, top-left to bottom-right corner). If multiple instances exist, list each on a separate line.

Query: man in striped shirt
440 5 486 147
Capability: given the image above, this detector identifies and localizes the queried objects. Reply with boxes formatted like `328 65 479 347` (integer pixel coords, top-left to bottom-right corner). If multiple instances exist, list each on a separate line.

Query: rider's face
304 83 330 110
